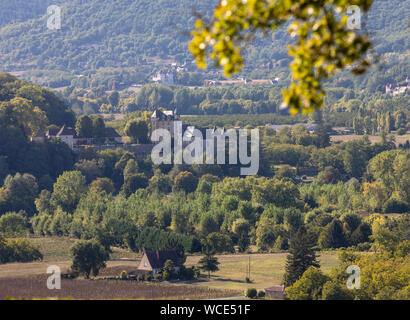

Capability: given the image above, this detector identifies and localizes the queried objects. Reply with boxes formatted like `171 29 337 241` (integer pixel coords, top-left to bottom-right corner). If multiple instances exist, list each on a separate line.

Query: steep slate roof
105 127 121 138
46 128 60 137
56 125 76 137
151 109 162 119
144 250 182 269
151 109 177 120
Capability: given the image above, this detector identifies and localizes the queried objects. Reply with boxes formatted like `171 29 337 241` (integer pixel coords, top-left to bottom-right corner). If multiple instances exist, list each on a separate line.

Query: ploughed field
0 273 240 300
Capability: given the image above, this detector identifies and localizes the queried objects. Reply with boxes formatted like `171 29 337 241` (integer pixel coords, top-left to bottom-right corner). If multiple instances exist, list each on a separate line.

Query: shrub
179 266 200 281
161 271 170 281
70 240 109 279
62 271 78 279
9 239 43 262
144 272 152 282
246 288 257 299
0 233 12 264
192 266 201 279
163 259 175 279
0 238 43 263
383 198 408 214
154 271 163 281
285 267 330 300
0 212 28 237
120 270 128 280
321 282 354 300
257 290 266 298
355 242 372 252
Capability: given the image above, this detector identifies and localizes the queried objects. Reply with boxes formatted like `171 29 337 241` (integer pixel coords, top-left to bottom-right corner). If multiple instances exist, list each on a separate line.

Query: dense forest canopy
0 0 63 27
0 73 75 188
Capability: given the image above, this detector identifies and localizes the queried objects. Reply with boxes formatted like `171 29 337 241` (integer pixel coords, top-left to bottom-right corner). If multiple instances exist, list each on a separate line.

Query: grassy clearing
0 237 140 279
26 237 139 261
185 252 340 291
26 237 76 262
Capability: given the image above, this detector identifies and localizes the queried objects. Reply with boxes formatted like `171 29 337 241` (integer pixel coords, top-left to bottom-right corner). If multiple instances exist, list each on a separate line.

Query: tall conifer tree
283 226 319 287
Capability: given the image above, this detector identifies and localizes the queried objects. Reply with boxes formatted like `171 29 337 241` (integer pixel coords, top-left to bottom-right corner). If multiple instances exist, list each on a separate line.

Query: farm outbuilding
265 285 285 299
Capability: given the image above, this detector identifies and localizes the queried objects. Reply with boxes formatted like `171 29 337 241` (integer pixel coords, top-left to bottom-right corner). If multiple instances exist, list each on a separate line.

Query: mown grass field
185 252 339 291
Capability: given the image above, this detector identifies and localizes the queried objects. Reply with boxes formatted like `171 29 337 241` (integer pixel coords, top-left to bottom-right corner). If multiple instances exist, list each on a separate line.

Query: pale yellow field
185 252 339 291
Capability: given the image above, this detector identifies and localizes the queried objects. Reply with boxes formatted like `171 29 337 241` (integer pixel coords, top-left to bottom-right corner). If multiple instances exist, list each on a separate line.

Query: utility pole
247 256 251 281
249 256 251 280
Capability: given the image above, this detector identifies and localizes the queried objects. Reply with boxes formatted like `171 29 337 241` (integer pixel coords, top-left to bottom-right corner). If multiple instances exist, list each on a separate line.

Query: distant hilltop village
204 77 280 87
151 61 282 87
385 78 409 96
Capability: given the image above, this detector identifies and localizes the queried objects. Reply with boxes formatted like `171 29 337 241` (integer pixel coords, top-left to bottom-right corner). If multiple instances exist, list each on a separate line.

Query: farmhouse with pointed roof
138 250 182 275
